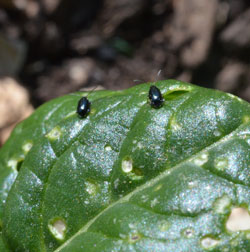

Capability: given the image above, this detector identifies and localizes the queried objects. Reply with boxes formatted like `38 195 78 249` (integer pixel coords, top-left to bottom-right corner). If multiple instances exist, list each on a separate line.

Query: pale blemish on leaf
242 115 250 124
182 228 194 238
214 157 229 171
104 145 112 151
150 198 159 208
48 218 66 240
201 236 220 249
85 181 98 195
46 126 62 141
22 141 33 153
158 220 170 232
214 129 222 137
137 142 143 149
188 180 198 189
213 195 231 214
122 157 133 173
154 184 162 192
226 207 250 232
7 158 23 172
7 159 18 170
170 116 181 131
193 152 208 166
128 231 142 244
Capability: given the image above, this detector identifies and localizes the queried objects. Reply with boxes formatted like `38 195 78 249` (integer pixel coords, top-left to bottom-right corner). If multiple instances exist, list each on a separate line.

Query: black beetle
77 97 91 118
148 85 164 108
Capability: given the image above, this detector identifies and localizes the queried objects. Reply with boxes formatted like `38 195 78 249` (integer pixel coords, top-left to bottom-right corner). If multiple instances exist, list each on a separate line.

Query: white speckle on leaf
150 198 159 208
159 220 170 232
246 138 250 145
214 129 221 137
128 223 136 229
166 170 171 175
214 157 228 171
141 195 148 202
137 142 143 149
85 181 98 195
182 228 194 238
114 178 119 189
213 195 231 214
188 181 198 189
119 233 126 239
205 185 211 191
104 145 112 151
193 152 208 166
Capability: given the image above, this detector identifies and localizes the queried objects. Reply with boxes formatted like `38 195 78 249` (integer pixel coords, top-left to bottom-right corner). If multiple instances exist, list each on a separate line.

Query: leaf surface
1 80 250 251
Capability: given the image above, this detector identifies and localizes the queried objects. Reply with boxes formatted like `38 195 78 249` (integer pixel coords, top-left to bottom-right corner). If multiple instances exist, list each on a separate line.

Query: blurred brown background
0 0 250 145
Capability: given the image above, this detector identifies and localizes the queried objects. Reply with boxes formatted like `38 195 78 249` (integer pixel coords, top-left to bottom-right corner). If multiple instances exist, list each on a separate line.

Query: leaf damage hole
8 158 24 172
130 234 141 242
226 207 250 232
128 231 142 244
85 180 98 195
16 159 24 172
122 157 144 180
46 126 62 141
48 218 67 240
104 145 112 151
201 236 220 249
22 141 33 153
182 228 194 238
122 157 133 173
164 90 190 101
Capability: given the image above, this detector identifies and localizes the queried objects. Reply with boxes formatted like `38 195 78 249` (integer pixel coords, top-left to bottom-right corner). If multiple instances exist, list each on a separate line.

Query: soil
0 0 250 144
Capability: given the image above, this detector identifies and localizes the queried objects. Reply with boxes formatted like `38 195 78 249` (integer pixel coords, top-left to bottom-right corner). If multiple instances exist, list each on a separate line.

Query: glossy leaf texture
0 80 250 252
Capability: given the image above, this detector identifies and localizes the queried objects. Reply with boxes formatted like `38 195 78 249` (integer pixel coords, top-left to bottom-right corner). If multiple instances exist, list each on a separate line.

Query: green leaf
0 90 112 223
0 231 9 252
0 80 250 251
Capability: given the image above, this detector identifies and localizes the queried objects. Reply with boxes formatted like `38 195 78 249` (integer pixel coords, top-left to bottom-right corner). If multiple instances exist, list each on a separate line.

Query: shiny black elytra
77 97 91 118
148 85 164 108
